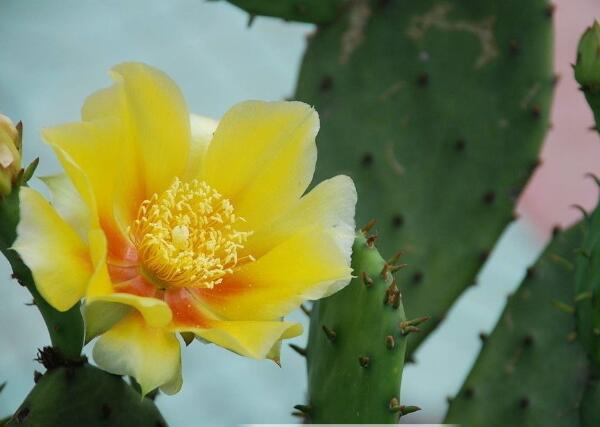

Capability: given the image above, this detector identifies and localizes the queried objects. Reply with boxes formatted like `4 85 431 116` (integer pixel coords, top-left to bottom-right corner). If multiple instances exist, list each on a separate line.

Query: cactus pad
295 0 554 355
304 231 414 423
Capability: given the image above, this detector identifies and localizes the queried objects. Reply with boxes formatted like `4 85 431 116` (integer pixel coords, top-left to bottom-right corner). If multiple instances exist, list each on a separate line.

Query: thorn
519 397 530 409
549 253 574 270
522 334 534 348
571 204 590 221
531 105 541 119
358 355 370 368
553 300 575 314
293 404 311 414
385 335 396 349
388 251 403 265
361 271 374 288
33 371 42 384
545 3 556 18
586 172 600 187
384 280 401 308
300 304 311 316
416 71 429 87
455 138 466 152
575 291 593 302
399 405 421 416
525 266 536 280
464 387 475 399
25 299 36 306
389 263 408 273
247 14 256 27
15 407 30 423
399 316 430 330
380 263 391 278
478 332 488 342
482 190 496 204
401 325 421 336
289 344 307 357
366 234 378 248
291 411 306 418
321 325 337 342
508 39 521 56
361 219 377 234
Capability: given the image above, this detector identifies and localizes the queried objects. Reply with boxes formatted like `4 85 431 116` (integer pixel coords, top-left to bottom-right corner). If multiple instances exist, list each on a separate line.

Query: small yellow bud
0 113 22 197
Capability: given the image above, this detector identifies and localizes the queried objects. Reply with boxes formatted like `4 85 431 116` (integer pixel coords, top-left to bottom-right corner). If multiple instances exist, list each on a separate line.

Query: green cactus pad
295 0 554 356
574 21 600 130
574 195 600 368
304 231 413 423
223 0 345 24
445 226 589 426
6 362 167 427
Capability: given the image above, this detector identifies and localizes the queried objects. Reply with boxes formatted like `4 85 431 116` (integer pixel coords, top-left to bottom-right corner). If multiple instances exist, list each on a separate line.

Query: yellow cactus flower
14 63 356 395
0 113 21 196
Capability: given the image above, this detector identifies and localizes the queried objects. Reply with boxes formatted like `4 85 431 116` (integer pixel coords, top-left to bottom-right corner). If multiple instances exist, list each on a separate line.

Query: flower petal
13 187 92 311
93 312 181 395
185 114 218 180
201 101 318 228
198 226 354 321
111 62 191 196
83 300 131 343
243 175 356 259
178 320 302 360
40 174 90 241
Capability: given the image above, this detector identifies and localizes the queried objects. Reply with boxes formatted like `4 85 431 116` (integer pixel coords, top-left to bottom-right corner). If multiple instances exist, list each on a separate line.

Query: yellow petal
201 101 318 228
83 300 131 343
111 62 191 196
179 320 302 360
13 187 92 311
93 312 181 395
200 227 353 321
244 175 356 259
185 114 218 180
40 174 90 240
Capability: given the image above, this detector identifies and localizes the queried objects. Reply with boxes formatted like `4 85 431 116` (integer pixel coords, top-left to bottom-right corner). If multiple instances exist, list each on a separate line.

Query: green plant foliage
295 0 555 356
5 361 167 427
302 231 417 423
445 226 591 426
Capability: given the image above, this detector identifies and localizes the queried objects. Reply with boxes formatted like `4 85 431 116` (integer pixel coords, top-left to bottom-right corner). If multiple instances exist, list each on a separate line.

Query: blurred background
0 0 599 425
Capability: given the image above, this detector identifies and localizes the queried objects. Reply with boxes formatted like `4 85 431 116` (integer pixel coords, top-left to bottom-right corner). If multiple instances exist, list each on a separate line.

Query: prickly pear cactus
445 226 590 426
223 0 345 24
6 351 167 427
295 0 554 355
301 229 418 423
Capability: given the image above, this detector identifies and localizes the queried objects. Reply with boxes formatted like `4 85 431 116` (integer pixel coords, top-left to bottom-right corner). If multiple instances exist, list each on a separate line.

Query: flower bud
0 113 22 196
575 21 600 90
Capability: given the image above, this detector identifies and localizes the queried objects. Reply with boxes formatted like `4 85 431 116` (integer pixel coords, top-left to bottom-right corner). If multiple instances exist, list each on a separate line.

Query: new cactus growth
574 21 600 130
6 349 167 427
294 0 554 356
302 227 418 423
445 226 590 426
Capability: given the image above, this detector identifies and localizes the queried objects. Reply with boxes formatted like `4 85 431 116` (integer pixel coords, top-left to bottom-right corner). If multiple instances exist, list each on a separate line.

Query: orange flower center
129 178 252 289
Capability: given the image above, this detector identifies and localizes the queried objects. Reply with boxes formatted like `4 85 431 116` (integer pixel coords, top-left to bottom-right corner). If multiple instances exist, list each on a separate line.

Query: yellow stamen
130 178 252 289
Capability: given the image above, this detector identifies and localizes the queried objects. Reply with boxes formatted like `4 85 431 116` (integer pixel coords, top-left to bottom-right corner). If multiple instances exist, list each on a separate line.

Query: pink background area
518 0 600 237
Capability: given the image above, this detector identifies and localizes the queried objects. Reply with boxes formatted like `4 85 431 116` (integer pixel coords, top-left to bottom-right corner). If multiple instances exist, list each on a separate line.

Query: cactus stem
300 304 311 316
101 403 111 420
289 344 307 357
361 219 377 234
361 271 374 288
358 356 371 368
322 325 337 342
385 335 396 349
